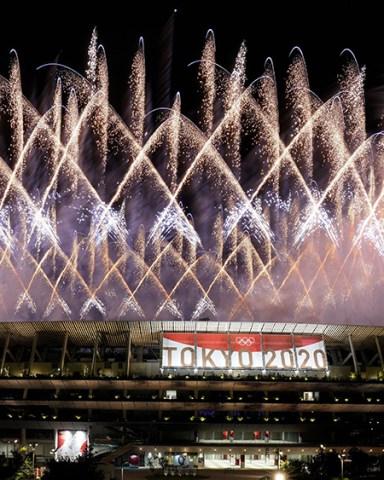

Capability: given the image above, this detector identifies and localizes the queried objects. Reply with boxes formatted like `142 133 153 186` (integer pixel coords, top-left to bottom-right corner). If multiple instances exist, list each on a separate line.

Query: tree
348 447 372 478
0 451 18 480
310 450 340 479
14 456 35 480
42 448 104 480
282 459 310 480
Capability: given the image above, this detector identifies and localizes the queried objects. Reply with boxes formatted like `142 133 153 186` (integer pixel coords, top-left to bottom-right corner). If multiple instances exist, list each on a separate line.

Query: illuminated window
303 391 319 401
165 390 177 399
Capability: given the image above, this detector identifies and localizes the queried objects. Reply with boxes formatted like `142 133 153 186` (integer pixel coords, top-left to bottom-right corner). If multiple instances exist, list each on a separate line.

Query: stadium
0 29 383 475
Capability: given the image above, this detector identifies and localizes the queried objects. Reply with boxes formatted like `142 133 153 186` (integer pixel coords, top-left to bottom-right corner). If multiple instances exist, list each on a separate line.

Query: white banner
162 333 327 371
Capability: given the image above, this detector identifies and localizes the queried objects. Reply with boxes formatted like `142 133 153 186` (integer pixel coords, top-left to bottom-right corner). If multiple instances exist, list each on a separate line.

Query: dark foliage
42 448 104 480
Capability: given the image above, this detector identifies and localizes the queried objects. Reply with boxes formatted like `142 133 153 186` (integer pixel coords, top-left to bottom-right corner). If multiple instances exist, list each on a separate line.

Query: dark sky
1 1 383 123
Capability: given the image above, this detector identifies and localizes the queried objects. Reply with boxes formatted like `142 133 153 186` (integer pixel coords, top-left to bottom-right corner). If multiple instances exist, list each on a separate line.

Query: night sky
0 1 383 128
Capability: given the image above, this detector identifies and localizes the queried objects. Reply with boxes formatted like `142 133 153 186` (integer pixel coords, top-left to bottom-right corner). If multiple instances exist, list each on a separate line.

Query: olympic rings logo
236 337 255 347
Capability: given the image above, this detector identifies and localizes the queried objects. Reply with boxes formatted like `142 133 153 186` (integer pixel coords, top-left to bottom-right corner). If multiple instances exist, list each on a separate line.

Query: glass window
165 390 177 399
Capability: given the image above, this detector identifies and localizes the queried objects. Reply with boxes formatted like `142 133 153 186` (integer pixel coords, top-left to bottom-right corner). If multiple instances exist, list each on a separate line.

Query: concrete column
28 334 38 374
375 336 384 370
59 332 69 373
0 332 11 374
91 334 99 376
125 332 131 377
348 334 358 373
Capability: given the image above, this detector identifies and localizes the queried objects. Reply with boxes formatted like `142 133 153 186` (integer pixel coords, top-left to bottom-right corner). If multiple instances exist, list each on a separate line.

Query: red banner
162 332 327 371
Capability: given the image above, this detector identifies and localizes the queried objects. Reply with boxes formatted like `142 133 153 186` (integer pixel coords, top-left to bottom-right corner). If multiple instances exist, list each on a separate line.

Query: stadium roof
0 320 383 349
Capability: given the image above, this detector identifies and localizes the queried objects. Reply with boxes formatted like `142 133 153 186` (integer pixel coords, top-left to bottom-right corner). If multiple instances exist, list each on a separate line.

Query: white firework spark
191 297 217 322
79 297 107 319
0 207 13 251
148 205 201 247
356 216 384 257
15 292 37 314
156 299 184 320
91 204 129 246
43 297 72 318
223 199 273 243
294 190 339 248
26 207 59 247
118 296 145 319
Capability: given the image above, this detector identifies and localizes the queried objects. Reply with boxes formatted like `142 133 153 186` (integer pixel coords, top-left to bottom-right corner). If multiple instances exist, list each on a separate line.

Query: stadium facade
0 319 384 471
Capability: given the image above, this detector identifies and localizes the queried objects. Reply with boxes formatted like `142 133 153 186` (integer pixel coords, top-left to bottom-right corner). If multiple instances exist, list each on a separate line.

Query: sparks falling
0 31 382 326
